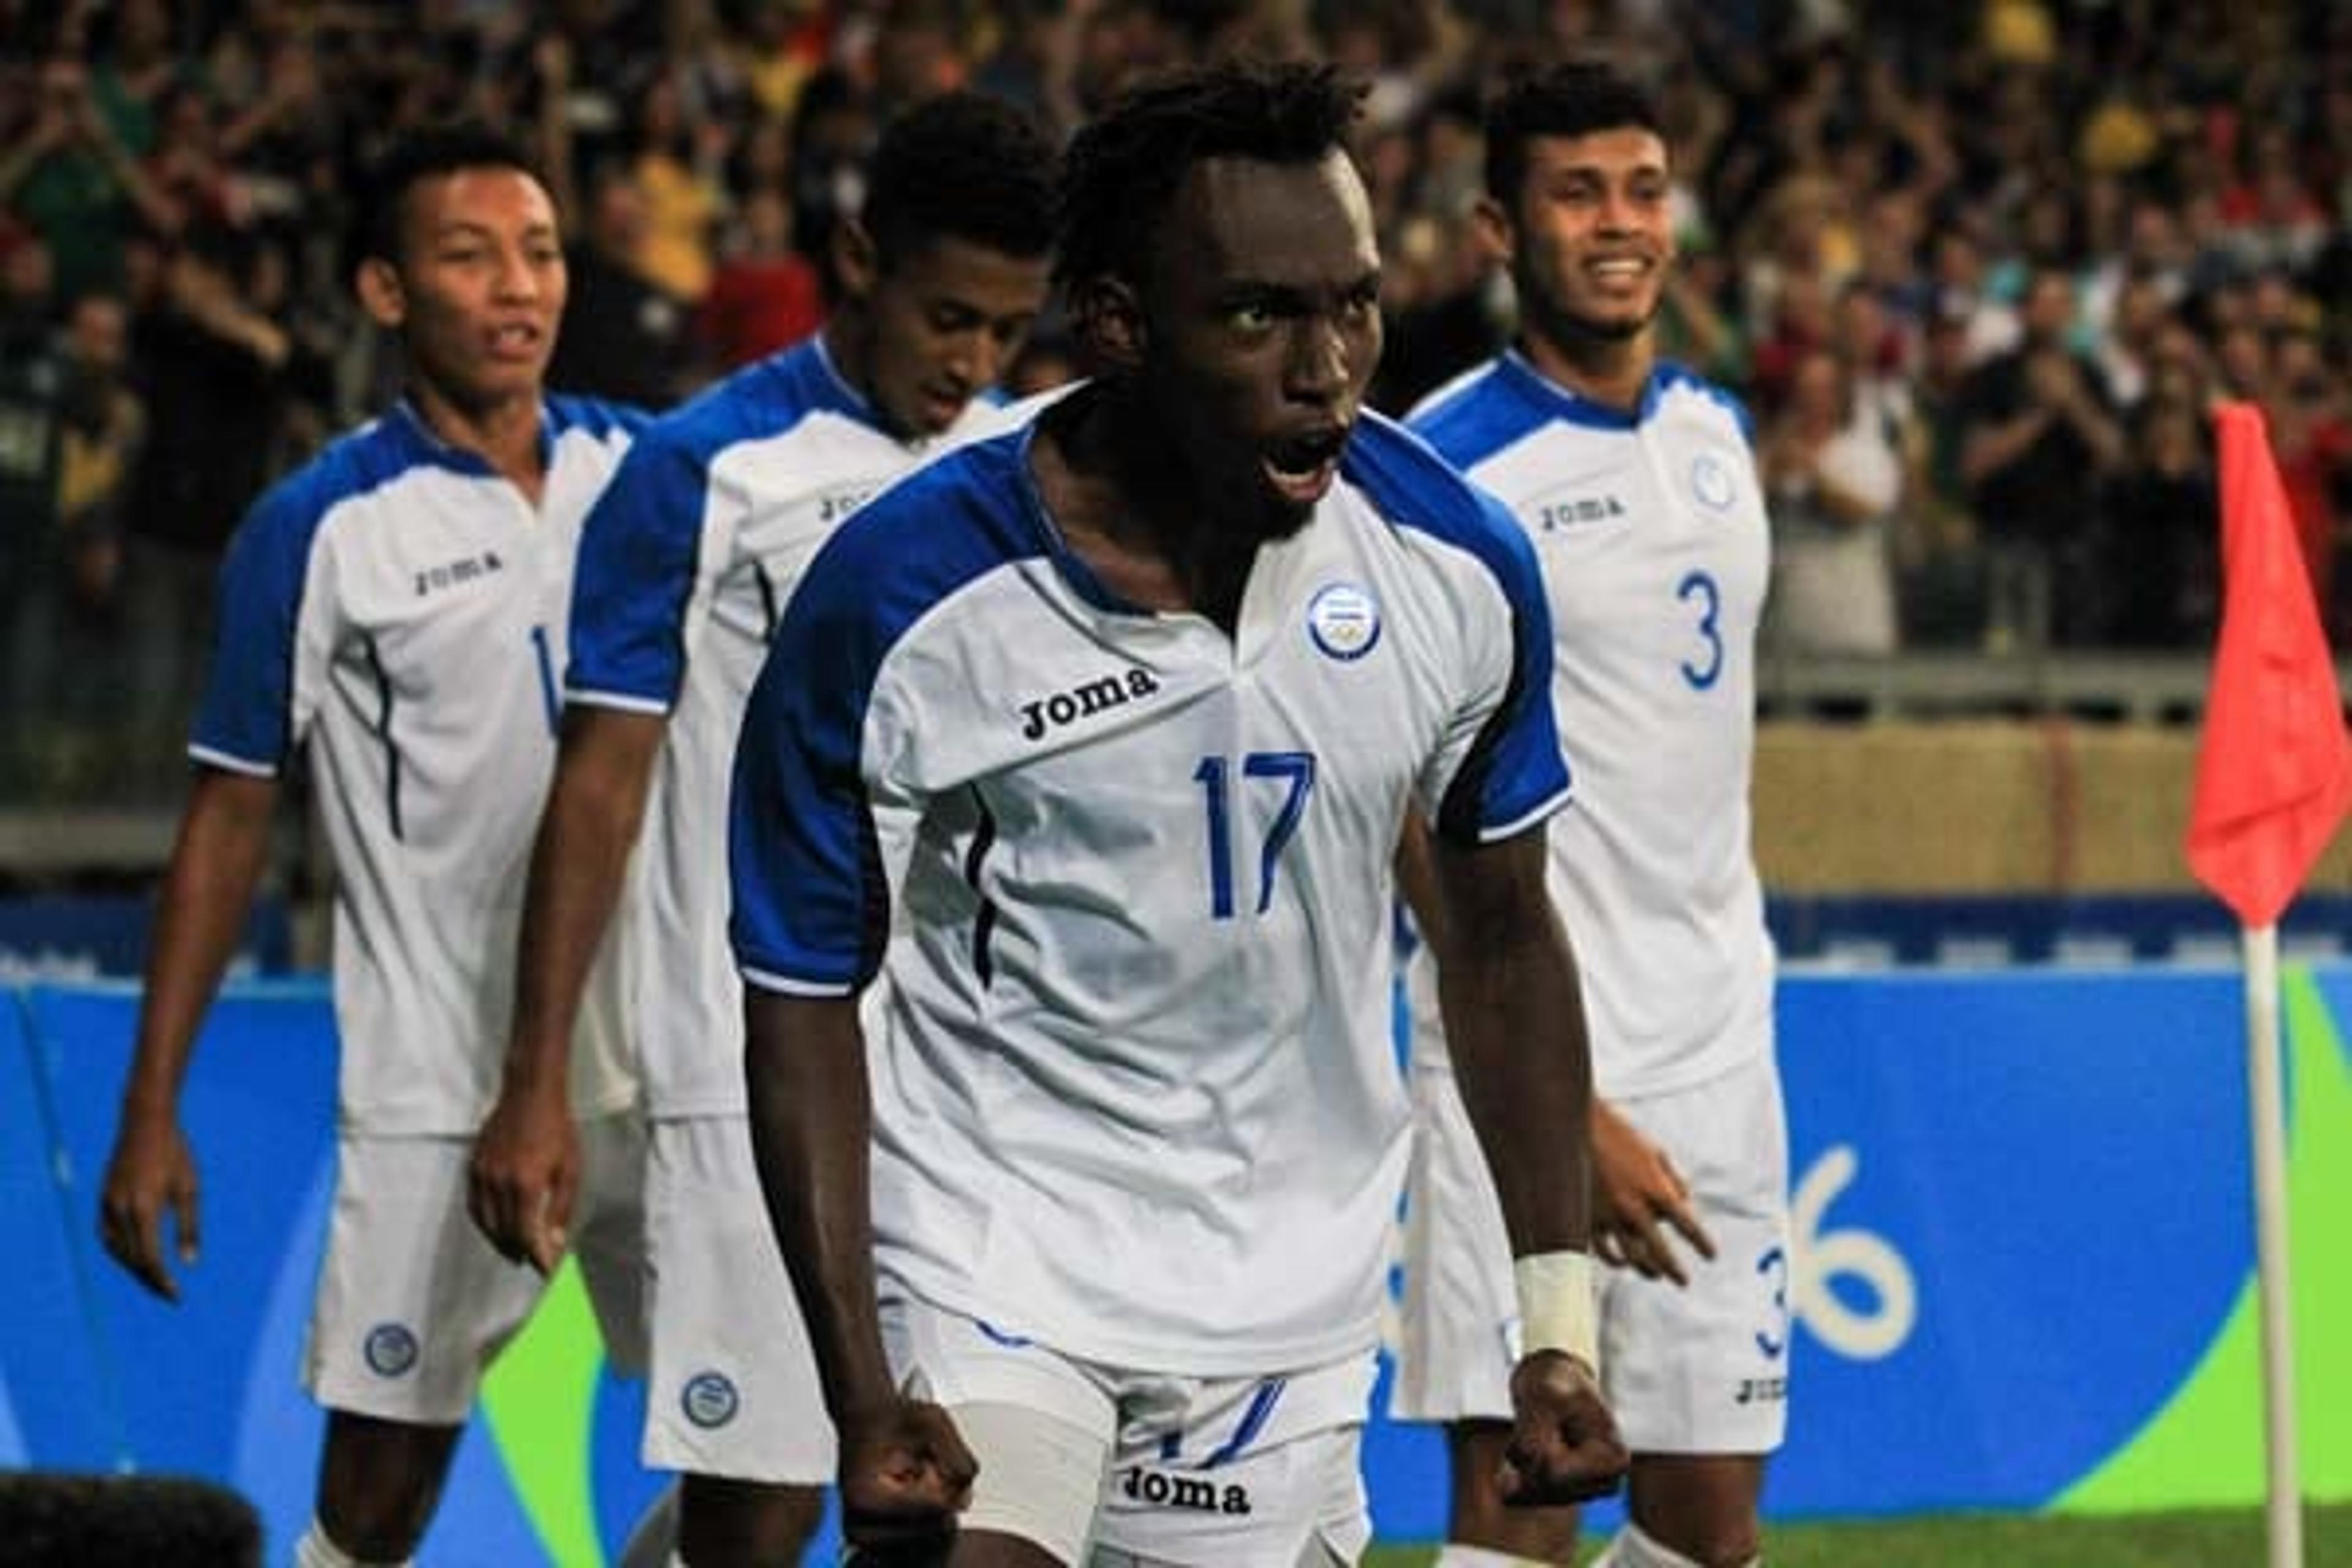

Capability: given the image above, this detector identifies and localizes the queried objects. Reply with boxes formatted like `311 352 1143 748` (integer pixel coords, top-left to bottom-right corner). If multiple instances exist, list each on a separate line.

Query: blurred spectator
122 220 318 757
1762 344 1904 655
0 56 176 301
785 66 878 289
37 288 145 783
621 73 727 304
547 162 695 409
1957 265 2127 647
694 186 824 370
2220 123 2331 277
0 230 66 755
2265 328 2352 631
2100 396 2218 649
1656 236 1749 390
1894 293 1991 647
87 0 181 156
2089 271 2174 412
972 0 1088 141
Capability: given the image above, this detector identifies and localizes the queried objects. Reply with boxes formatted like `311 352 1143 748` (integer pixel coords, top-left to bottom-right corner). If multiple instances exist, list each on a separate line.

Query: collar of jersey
386 398 556 475
805 329 887 432
1499 349 1683 431
1006 417 1159 618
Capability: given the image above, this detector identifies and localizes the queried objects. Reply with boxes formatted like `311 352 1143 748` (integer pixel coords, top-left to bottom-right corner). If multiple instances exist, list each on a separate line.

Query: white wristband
1514 1250 1600 1371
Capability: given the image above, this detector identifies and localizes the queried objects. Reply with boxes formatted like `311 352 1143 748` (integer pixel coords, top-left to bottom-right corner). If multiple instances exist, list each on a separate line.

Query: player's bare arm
99 767 280 1300
1408 816 1716 1287
469 706 666 1273
744 991 976 1554
1426 823 1628 1506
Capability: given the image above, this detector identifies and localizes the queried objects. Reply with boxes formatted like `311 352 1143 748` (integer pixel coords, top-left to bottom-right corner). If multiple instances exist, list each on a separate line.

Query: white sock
295 1520 412 1568
1593 1521 1758 1568
1434 1545 1554 1567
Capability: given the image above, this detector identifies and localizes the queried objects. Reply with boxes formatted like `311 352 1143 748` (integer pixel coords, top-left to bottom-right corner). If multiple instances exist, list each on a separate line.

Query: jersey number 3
1194 752 1317 919
1678 569 1724 691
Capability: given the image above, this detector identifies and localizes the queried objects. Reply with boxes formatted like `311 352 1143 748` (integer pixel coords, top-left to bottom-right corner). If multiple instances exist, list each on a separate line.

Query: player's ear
832 214 880 306
1471 195 1515 271
354 255 407 331
1071 275 1144 373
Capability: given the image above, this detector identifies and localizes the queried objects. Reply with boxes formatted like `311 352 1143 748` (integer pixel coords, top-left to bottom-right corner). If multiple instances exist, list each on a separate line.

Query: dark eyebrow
1219 270 1384 310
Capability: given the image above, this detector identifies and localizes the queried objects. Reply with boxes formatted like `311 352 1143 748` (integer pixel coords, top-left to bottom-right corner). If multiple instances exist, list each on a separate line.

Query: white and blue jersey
567 336 1016 1118
728 406 1570 1374
192 398 646 1136
1410 352 1776 1098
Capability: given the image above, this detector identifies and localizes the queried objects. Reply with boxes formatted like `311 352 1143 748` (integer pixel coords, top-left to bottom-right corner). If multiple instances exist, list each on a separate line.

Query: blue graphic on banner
0 989 127 1471
1768 967 2252 1514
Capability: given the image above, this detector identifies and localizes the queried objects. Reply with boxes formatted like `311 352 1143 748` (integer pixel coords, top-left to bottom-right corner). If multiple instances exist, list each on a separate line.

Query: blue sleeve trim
186 435 382 768
567 421 722 709
1341 413 1570 845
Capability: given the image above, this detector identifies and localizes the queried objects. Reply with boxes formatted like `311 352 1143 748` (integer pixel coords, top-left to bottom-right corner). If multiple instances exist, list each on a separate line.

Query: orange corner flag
2185 401 2352 927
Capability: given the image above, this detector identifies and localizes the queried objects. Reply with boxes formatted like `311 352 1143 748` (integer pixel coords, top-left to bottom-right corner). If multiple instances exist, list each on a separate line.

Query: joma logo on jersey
1734 1376 1788 1406
413 551 503 597
1534 496 1626 531
1019 668 1161 741
1118 1466 1252 1515
816 487 881 524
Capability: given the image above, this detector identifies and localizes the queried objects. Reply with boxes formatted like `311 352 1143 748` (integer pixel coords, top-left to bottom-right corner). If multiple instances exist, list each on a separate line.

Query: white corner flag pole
2242 921 2304 1568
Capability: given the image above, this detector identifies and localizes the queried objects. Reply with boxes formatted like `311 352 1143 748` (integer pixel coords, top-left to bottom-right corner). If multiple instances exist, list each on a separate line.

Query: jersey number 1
1194 752 1316 919
529 625 561 736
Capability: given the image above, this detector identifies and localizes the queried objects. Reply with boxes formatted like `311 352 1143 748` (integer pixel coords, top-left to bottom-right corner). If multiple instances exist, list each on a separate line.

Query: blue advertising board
4 965 2350 1561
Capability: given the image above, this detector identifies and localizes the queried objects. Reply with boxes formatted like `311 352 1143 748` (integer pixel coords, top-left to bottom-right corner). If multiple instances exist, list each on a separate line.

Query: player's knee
315 1412 458 1561
676 1474 826 1564
1447 1507 1581 1564
1444 1423 1580 1565
1599 1518 1760 1568
295 1517 413 1568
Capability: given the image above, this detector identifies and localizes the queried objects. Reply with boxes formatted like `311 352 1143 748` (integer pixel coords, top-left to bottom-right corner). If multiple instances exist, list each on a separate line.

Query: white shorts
306 1114 647 1425
640 1115 834 1484
880 1295 1375 1566
1392 1052 1792 1455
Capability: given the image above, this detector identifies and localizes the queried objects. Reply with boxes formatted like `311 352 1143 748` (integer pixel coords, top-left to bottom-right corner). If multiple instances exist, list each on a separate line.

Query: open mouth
486 322 544 360
1262 425 1350 505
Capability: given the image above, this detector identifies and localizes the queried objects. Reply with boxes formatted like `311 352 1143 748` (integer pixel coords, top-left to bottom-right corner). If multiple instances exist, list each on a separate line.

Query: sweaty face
368 168 565 414
1507 127 1675 350
863 236 1052 438
1139 150 1382 542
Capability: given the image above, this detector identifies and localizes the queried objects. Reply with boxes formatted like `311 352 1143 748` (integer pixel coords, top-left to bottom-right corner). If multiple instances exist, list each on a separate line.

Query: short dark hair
1482 60 1665 209
1055 60 1366 294
353 120 546 270
863 90 1058 269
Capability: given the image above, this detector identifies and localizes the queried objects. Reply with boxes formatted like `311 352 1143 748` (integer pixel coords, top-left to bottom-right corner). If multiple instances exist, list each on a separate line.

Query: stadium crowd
1 0 2348 801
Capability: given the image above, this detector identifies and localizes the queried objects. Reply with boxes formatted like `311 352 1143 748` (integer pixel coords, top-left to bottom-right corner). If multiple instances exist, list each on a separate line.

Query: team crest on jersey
363 1322 419 1378
1305 582 1381 662
681 1370 741 1428
1689 453 1738 511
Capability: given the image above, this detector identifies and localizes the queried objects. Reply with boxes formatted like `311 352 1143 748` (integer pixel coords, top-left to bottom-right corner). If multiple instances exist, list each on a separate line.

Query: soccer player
1396 61 1789 1568
728 61 1627 1567
96 124 649 1567
462 91 1057 1566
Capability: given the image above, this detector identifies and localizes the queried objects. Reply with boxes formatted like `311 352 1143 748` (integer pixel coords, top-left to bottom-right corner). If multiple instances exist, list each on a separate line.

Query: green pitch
1364 1501 2352 1566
